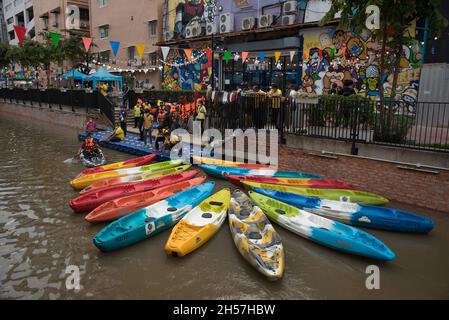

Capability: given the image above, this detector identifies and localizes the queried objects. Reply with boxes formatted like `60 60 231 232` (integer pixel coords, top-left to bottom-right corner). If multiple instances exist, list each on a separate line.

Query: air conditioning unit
282 15 296 25
241 17 256 30
164 31 174 41
185 21 201 38
219 13 234 34
206 20 218 35
258 14 274 28
283 1 297 13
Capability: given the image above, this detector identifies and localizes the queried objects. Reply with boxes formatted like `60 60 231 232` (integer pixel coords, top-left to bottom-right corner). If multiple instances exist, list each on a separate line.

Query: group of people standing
118 96 207 152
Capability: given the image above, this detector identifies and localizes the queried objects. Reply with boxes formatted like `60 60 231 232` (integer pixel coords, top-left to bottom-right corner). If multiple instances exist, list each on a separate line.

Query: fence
207 94 449 153
0 88 116 126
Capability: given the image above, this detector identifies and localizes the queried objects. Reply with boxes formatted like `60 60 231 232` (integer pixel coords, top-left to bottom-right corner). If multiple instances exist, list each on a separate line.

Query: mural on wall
301 27 422 111
162 48 212 91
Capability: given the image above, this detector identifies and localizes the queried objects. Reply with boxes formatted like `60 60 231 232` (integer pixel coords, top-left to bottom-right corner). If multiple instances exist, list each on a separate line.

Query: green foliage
0 42 11 69
373 114 414 144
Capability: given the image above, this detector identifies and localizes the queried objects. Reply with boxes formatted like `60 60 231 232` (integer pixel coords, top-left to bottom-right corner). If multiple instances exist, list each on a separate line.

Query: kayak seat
202 213 213 219
210 201 223 206
275 209 286 215
167 207 178 212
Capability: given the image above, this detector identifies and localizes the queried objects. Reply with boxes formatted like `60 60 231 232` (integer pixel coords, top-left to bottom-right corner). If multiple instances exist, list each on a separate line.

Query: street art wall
301 26 422 109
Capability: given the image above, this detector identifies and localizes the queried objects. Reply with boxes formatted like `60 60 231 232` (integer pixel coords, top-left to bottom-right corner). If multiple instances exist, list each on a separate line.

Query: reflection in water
0 112 448 300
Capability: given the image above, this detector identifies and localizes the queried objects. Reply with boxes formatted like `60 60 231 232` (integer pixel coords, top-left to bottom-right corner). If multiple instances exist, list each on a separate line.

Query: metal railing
0 88 116 126
207 94 449 153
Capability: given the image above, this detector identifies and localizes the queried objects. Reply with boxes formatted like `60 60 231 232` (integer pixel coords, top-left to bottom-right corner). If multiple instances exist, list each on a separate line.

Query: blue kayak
254 188 434 234
250 192 396 261
199 165 322 179
93 182 215 252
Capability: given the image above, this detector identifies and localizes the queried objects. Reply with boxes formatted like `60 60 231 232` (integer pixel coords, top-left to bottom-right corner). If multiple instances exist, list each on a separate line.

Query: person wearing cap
134 99 143 128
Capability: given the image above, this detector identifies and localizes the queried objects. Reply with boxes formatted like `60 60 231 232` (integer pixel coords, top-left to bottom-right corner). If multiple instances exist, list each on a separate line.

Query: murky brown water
1 112 448 300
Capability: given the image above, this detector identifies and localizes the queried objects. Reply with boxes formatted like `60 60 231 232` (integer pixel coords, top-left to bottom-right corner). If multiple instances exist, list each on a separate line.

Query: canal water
0 112 448 300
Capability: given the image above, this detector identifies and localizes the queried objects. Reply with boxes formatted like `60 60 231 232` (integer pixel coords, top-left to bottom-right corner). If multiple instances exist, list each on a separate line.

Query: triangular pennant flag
224 50 231 64
161 46 170 61
82 37 93 52
205 49 213 63
330 47 335 59
109 41 121 57
241 51 249 64
183 48 192 62
274 51 281 63
50 32 62 48
136 44 145 60
289 50 296 62
13 25 27 45
318 49 323 59
259 51 265 62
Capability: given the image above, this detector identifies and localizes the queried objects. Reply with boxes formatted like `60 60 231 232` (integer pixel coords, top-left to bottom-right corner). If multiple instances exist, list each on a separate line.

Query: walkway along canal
0 112 448 299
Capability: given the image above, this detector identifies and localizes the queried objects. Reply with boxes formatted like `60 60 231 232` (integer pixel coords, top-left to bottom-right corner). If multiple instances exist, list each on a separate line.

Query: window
7 17 13 25
148 20 157 37
97 0 108 8
149 52 157 66
9 30 15 40
99 25 109 39
99 50 110 63
128 46 135 62
28 27 35 39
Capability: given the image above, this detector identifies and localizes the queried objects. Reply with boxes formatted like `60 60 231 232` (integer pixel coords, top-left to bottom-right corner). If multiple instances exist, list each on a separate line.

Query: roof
61 69 88 80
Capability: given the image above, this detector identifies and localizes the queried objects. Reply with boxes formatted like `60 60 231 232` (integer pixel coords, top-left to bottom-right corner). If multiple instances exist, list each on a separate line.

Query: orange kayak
79 165 191 195
85 176 207 223
77 154 157 177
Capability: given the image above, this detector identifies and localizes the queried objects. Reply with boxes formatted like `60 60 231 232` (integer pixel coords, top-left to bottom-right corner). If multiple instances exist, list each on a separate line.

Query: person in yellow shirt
100 83 109 97
105 125 125 142
195 101 207 134
134 99 143 128
267 83 283 128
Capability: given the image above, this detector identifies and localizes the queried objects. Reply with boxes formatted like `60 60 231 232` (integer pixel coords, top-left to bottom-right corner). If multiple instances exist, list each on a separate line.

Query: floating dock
78 130 203 161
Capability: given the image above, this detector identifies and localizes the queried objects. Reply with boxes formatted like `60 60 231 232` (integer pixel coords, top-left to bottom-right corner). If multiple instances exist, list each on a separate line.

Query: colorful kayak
70 160 183 190
165 189 231 257
229 190 284 280
86 176 207 223
70 170 200 213
254 188 434 233
199 165 322 179
77 154 156 177
193 156 274 169
226 175 352 190
79 165 192 195
242 182 389 206
249 192 396 261
93 182 216 252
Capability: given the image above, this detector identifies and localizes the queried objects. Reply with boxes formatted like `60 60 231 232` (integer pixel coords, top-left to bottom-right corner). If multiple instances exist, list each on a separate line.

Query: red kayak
226 175 353 190
77 154 156 177
69 169 200 213
85 176 207 223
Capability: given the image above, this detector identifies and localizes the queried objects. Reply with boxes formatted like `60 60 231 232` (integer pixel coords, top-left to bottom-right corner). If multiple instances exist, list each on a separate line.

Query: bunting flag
109 41 121 57
136 44 145 60
318 49 323 59
13 25 27 45
50 32 62 48
224 50 231 64
303 50 309 60
82 37 93 52
289 50 296 62
274 51 281 63
330 47 335 59
259 51 265 62
183 48 192 61
161 46 170 61
241 51 249 64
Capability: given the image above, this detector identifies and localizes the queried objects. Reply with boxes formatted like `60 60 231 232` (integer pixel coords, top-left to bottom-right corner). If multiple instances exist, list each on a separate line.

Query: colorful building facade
160 0 422 105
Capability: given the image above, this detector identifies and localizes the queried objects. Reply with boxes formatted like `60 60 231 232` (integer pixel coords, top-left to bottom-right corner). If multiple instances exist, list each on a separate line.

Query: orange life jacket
83 138 96 152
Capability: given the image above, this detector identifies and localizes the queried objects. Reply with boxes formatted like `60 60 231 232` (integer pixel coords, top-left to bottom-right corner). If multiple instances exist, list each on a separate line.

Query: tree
60 30 88 89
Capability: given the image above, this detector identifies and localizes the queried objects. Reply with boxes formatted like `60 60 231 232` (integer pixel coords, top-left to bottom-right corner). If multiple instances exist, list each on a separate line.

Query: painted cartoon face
332 30 346 49
320 33 332 47
309 52 320 72
325 69 345 87
347 38 364 57
366 78 379 91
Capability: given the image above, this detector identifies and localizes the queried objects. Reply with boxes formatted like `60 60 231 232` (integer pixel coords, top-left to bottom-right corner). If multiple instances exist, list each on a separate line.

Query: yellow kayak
192 156 273 169
77 154 157 177
165 188 231 257
70 160 183 190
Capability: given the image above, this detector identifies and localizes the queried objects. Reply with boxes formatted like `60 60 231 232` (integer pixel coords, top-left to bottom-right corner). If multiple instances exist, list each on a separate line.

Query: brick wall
279 146 449 213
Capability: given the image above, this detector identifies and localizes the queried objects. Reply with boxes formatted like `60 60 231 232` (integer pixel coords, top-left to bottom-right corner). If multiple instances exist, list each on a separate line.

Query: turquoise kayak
93 182 215 252
199 165 322 179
